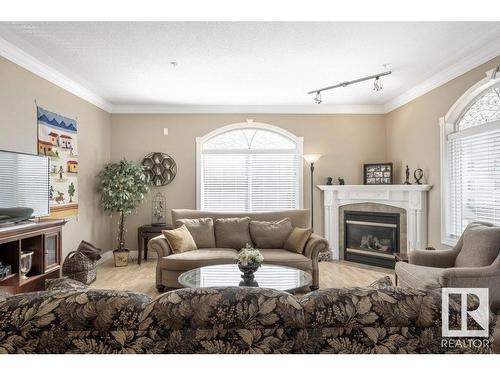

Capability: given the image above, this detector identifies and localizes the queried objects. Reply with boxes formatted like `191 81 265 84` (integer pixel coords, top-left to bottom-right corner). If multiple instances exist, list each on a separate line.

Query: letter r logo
442 288 489 337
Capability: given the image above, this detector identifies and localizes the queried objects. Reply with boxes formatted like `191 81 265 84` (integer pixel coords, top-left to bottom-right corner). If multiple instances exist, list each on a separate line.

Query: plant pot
113 249 129 267
238 263 261 286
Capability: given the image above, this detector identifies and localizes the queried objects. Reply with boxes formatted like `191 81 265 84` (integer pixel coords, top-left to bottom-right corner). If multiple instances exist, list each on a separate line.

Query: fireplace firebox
344 211 399 268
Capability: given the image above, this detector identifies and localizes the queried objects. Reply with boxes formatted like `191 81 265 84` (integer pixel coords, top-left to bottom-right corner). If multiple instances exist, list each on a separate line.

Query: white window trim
196 121 304 211
440 68 500 246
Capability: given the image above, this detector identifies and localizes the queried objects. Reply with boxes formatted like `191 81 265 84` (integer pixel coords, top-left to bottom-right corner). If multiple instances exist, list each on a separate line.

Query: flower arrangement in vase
237 244 264 286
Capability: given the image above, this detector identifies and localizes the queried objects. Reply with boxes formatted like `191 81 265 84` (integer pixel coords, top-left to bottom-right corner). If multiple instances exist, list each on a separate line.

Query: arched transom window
197 123 303 212
442 78 500 244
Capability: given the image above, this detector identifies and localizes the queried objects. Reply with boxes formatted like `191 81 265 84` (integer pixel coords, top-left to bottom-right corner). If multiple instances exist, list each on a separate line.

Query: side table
137 224 174 265
394 252 408 285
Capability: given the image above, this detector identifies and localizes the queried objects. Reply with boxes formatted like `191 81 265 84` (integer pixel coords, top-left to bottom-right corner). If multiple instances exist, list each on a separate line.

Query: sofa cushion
141 287 304 353
284 227 312 254
172 209 310 228
214 217 253 250
300 286 441 329
162 225 197 254
249 218 293 249
455 222 500 267
395 262 443 289
0 289 152 333
176 217 216 248
160 248 238 271
259 249 312 271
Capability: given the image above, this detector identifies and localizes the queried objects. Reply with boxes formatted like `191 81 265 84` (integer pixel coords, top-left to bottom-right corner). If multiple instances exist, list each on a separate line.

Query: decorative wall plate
141 152 177 186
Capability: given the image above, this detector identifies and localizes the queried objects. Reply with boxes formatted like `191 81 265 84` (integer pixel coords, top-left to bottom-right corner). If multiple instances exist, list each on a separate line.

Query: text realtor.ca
441 288 491 349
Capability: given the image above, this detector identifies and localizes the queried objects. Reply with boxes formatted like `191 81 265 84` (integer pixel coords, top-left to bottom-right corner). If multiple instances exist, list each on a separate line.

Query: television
0 150 50 223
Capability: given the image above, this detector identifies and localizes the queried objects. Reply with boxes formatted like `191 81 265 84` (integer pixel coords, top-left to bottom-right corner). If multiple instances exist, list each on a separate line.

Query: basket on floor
62 251 97 285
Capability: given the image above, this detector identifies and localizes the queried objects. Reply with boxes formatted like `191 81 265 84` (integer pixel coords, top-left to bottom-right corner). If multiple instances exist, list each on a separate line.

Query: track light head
373 76 382 92
314 91 322 104
491 65 500 80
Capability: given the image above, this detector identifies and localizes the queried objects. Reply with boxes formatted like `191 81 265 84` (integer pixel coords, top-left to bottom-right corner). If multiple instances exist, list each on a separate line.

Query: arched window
196 122 303 212
441 70 500 245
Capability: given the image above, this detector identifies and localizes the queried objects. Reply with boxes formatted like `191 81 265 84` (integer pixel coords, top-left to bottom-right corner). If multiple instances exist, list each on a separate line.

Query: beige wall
110 114 387 250
386 55 500 248
4 50 499 257
0 56 112 257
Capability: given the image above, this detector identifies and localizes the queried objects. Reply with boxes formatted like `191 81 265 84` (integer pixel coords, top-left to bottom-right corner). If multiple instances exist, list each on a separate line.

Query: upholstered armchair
395 222 500 312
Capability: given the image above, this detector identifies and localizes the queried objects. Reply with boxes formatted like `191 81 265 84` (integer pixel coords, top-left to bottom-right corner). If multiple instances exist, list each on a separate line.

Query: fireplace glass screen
344 211 399 268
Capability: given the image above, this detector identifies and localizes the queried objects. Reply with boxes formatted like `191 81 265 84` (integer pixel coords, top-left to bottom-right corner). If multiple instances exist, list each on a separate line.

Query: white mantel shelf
317 184 433 192
317 184 433 260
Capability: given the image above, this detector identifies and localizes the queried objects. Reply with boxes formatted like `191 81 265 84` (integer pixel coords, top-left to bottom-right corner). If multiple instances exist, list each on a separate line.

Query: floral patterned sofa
0 278 495 354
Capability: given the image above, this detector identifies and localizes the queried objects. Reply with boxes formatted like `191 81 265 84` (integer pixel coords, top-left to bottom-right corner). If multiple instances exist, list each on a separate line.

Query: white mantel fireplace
318 185 432 262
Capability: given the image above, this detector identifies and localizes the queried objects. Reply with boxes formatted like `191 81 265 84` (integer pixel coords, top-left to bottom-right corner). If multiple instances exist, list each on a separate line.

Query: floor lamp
303 154 322 230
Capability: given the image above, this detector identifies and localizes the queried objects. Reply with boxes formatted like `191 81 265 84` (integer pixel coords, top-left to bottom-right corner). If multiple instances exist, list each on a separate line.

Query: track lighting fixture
314 91 322 104
308 68 392 104
491 65 500 80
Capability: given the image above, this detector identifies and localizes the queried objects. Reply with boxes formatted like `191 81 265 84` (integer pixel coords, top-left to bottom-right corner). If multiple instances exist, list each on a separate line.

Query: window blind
446 123 500 238
201 153 299 212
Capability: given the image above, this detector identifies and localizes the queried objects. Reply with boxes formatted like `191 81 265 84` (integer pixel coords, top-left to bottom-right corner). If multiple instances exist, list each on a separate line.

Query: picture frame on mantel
363 162 393 185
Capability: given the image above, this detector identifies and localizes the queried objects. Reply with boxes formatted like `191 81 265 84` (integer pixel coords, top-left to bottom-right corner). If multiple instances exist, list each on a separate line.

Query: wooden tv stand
0 220 66 294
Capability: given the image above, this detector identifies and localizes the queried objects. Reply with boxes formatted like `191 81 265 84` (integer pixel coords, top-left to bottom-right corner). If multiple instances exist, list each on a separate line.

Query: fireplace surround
318 184 432 261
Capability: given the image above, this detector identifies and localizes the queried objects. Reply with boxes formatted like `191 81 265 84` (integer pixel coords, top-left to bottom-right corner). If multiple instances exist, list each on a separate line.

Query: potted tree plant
98 159 149 267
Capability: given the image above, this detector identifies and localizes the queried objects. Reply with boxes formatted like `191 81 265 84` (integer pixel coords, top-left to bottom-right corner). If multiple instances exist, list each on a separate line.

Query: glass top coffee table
178 264 312 293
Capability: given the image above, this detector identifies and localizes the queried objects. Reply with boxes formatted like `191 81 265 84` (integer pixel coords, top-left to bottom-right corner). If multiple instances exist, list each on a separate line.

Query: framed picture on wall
363 163 393 185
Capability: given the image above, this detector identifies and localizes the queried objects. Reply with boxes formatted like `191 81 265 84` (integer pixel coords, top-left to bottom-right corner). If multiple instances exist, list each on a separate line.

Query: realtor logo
442 288 489 337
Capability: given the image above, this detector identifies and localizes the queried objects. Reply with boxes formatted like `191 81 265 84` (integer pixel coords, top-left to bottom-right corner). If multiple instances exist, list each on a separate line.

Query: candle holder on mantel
151 191 167 226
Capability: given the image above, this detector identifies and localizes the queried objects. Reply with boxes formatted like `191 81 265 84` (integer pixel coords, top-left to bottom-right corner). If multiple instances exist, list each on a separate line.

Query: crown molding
110 104 385 114
1 33 499 116
0 36 113 112
383 38 500 113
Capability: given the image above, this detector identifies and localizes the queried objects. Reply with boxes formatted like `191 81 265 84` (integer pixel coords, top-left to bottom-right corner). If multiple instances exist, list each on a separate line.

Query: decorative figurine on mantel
338 177 345 185
414 168 424 185
152 191 167 226
326 177 333 185
404 165 411 185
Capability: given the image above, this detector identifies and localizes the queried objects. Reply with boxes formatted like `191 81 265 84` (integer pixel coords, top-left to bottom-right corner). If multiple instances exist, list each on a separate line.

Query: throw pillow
176 217 216 248
455 222 500 267
214 217 253 250
284 227 312 254
162 225 197 254
368 276 394 288
249 218 293 248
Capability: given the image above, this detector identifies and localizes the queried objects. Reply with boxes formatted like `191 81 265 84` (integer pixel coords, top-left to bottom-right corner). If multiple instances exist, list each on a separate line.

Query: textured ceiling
1 22 500 108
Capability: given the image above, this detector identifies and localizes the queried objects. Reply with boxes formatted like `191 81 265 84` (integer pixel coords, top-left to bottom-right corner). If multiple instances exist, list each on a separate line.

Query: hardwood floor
92 257 394 297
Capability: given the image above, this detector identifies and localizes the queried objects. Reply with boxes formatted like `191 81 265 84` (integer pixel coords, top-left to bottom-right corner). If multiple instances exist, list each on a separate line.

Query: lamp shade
302 154 322 164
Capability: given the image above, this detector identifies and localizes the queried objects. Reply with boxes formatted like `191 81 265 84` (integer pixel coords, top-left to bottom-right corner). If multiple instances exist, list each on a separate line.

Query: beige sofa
148 209 329 291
